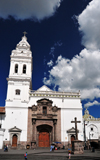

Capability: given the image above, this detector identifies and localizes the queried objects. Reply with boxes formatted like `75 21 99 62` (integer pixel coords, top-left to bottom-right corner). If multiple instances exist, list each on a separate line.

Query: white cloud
55 41 63 46
49 41 63 57
0 0 62 21
43 49 100 100
84 100 100 108
47 60 54 67
44 0 100 102
49 47 55 57
78 0 100 50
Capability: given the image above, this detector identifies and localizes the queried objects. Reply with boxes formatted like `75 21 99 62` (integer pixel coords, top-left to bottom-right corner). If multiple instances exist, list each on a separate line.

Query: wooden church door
39 130 50 147
12 134 17 147
71 135 75 147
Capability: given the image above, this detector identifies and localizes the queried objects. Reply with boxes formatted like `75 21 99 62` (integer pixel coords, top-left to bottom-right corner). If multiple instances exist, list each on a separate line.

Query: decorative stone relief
52 106 58 112
32 105 37 111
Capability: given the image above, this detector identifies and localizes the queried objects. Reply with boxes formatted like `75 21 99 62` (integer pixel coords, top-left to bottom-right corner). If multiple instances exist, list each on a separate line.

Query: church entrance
37 125 52 147
12 134 17 147
71 135 75 147
39 129 50 147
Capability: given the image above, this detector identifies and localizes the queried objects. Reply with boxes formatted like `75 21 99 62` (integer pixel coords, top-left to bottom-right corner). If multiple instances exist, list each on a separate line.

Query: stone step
0 155 100 160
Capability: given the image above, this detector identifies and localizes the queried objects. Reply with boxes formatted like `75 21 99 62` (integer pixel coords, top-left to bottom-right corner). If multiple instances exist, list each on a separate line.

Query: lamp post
84 120 86 150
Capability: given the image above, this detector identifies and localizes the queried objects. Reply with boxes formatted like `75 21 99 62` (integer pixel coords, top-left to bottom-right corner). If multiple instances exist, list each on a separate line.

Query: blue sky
0 0 100 118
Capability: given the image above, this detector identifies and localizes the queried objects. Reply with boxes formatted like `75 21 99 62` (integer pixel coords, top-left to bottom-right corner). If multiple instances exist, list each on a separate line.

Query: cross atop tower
23 31 27 37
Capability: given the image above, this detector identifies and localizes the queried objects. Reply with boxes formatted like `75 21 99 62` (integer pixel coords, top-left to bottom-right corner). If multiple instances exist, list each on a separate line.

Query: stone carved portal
28 98 60 148
37 125 52 147
9 126 22 147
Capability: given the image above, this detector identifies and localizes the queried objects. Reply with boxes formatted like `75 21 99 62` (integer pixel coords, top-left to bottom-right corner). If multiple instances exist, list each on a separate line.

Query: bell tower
3 34 33 145
6 34 32 107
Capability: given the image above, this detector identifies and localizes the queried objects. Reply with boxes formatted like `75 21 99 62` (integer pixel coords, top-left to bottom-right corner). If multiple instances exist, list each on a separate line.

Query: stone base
3 141 27 150
72 140 84 154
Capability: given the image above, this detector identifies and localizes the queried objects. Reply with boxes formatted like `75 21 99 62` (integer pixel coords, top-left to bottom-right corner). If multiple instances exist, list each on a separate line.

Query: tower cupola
16 35 30 51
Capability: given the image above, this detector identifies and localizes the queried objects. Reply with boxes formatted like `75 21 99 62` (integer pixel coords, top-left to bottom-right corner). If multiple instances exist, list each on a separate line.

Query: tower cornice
7 77 31 82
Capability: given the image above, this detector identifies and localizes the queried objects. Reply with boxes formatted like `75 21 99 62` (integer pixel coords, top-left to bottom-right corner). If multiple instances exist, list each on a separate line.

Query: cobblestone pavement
0 149 100 160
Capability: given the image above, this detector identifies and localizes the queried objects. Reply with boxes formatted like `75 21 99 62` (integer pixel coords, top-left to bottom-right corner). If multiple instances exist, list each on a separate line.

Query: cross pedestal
71 117 84 154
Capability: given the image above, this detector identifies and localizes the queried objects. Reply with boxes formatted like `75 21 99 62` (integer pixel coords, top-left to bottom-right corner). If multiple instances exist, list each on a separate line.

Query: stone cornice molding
8 82 14 85
29 90 80 99
12 49 31 54
11 55 32 60
0 128 5 132
7 77 31 82
61 108 82 110
5 106 28 109
29 93 80 99
84 119 100 122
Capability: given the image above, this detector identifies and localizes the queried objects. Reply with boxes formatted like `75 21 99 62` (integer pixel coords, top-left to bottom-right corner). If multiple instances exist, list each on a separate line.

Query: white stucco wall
6 81 30 104
0 114 5 149
0 129 5 149
3 107 28 142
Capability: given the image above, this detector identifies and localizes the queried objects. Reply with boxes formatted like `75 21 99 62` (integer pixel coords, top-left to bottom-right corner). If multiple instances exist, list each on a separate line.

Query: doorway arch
12 134 17 147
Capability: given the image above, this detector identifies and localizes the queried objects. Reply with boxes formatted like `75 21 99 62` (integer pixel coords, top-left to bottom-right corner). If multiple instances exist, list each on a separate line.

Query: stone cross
23 31 27 36
71 117 81 140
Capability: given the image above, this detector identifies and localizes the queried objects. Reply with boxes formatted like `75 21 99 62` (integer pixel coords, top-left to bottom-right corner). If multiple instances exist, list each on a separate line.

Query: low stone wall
72 140 84 154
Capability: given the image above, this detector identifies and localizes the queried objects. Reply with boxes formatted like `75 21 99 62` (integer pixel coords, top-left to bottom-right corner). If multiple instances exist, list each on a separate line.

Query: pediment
9 126 22 132
37 98 53 105
36 85 53 92
67 127 79 133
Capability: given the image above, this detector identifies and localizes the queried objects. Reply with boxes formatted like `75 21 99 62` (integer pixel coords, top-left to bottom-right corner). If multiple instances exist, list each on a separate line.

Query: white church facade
83 109 100 149
0 35 83 149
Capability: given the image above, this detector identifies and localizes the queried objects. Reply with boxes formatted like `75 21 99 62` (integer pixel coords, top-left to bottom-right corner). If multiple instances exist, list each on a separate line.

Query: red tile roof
0 107 5 114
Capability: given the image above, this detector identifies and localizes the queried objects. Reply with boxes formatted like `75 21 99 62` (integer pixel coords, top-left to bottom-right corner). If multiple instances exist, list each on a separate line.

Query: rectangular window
43 107 47 115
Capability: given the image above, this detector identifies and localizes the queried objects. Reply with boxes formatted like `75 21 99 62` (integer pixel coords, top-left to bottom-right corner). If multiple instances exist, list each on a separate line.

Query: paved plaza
0 148 100 160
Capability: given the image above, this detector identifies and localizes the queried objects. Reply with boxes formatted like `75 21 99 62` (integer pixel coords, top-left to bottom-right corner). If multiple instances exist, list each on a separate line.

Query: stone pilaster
53 120 57 142
32 119 36 141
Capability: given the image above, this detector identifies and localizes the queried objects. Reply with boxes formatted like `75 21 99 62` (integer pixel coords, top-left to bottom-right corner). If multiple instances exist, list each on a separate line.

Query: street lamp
84 120 86 150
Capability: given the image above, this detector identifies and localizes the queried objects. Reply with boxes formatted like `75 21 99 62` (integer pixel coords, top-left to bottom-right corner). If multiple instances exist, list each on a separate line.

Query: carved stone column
53 120 57 142
50 132 51 145
32 119 36 141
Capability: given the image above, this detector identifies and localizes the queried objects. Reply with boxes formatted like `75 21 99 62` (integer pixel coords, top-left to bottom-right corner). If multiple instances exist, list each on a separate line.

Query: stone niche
72 140 84 154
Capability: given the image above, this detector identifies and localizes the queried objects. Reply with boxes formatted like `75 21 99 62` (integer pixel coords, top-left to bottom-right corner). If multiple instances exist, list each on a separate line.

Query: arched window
23 64 26 74
15 89 20 95
15 64 18 73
